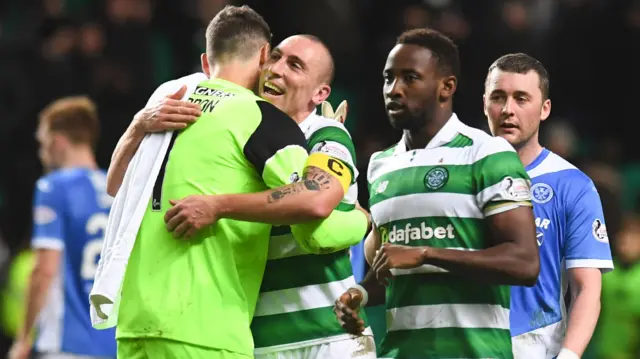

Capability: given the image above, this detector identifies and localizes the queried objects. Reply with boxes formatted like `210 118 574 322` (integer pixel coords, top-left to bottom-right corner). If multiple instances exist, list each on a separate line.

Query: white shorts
512 334 549 359
254 336 377 359
512 324 563 359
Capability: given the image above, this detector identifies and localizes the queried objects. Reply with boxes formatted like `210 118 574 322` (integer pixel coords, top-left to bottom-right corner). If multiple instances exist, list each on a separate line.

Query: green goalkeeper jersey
116 77 309 356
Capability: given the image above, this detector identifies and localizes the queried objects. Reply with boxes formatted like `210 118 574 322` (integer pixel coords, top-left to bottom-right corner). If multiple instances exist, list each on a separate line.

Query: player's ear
482 94 488 116
311 84 331 106
439 76 457 102
540 98 551 121
259 43 271 67
53 132 70 151
200 54 211 77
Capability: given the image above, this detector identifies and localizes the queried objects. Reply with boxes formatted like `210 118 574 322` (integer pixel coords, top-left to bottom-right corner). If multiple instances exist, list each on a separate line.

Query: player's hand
8 339 31 359
164 195 220 239
334 288 365 335
321 100 348 124
133 85 201 133
372 243 425 286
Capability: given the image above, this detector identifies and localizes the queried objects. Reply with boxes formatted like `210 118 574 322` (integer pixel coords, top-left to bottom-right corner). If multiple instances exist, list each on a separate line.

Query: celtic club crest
424 167 449 191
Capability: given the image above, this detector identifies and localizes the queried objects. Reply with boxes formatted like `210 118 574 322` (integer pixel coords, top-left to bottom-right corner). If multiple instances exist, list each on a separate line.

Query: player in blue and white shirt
484 53 613 359
9 97 116 359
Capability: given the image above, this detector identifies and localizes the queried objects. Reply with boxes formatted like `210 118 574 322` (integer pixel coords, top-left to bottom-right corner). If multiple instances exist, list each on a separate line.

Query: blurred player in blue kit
9 97 116 359
484 53 614 359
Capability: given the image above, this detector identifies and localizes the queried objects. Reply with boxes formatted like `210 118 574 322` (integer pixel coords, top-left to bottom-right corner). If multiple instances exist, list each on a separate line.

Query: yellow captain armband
305 152 352 193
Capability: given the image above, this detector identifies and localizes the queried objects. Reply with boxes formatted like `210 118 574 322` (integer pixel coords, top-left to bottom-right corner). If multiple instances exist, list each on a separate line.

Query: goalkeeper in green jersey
105 6 368 359
109 9 374 355
165 36 377 358
108 35 375 359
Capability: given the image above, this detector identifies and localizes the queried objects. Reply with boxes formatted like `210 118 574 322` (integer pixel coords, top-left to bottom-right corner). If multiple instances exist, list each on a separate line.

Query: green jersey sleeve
473 137 532 217
291 208 368 253
306 123 357 184
242 103 368 253
243 101 308 187
290 121 366 253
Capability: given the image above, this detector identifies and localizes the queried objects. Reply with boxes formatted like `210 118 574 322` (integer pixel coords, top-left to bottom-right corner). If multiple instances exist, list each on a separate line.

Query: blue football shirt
510 149 613 357
31 168 116 357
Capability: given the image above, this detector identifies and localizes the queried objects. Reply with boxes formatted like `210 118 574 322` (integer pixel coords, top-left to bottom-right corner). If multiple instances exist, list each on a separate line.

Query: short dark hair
205 5 271 62
295 34 334 85
486 53 550 100
39 96 100 148
397 28 460 79
300 35 334 84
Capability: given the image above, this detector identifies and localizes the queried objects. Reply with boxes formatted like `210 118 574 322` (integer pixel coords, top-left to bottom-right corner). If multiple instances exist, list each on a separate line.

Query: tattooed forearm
268 182 307 203
267 166 334 203
303 180 320 191
304 166 332 189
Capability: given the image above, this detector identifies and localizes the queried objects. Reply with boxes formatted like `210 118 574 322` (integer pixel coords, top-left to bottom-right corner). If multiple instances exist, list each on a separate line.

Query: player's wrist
131 118 147 138
15 330 33 345
419 246 432 265
131 108 152 136
209 194 231 219
557 348 580 359
350 284 369 307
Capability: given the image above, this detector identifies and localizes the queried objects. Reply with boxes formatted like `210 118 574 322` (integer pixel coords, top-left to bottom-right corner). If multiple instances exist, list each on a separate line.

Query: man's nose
385 78 404 99
268 58 286 77
502 97 515 115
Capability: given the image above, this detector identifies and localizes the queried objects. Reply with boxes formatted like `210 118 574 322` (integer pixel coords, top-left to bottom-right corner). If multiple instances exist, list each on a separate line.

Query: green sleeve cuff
290 208 368 253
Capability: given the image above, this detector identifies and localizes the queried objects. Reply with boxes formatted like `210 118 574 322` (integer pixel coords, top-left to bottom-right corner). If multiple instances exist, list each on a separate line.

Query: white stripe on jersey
527 152 576 179
387 303 510 331
371 192 484 225
254 275 357 316
32 237 65 251
566 258 614 270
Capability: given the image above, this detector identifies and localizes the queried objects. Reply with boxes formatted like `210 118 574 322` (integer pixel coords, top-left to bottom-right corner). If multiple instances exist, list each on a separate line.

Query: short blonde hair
39 96 99 148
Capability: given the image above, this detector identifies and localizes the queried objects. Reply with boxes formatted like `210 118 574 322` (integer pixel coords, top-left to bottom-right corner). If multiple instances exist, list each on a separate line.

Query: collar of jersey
394 113 462 154
525 147 550 172
202 77 255 96
298 108 318 133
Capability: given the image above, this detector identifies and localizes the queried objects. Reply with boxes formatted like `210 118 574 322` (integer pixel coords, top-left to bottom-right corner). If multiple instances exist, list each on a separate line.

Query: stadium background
1 0 639 357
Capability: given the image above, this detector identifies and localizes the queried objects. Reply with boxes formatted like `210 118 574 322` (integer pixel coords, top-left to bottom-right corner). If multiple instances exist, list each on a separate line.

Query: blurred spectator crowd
1 0 640 358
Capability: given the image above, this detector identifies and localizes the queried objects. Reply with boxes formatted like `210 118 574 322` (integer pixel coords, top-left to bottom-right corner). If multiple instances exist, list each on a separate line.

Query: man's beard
389 106 429 131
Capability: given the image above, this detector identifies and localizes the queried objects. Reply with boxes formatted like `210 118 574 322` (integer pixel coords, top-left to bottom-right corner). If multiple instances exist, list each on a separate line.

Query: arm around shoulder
106 119 146 196
106 82 201 196
226 101 355 225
